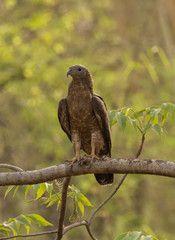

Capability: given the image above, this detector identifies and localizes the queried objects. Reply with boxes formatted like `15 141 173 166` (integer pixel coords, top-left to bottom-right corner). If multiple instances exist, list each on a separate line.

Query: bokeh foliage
1 0 175 239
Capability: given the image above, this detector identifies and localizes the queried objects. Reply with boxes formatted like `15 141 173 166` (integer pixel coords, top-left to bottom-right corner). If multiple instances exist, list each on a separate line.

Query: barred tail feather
94 173 113 185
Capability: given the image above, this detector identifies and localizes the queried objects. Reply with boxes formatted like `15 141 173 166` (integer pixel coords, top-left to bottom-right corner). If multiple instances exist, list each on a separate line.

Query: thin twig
56 177 71 240
0 230 58 240
136 125 143 134
0 164 24 172
85 224 97 240
63 221 87 234
88 174 127 224
135 133 145 158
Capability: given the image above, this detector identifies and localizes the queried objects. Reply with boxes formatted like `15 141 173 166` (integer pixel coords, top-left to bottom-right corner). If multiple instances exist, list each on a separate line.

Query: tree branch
0 164 24 172
135 133 145 158
85 224 97 240
56 177 71 240
0 230 58 240
0 157 174 186
63 221 87 234
88 174 127 224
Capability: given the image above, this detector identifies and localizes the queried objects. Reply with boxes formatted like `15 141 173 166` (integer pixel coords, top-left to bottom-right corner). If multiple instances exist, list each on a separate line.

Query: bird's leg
90 144 100 164
89 132 100 164
71 131 81 165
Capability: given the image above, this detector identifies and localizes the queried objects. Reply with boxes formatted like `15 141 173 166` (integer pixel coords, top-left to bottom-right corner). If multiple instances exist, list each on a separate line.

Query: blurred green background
0 0 175 239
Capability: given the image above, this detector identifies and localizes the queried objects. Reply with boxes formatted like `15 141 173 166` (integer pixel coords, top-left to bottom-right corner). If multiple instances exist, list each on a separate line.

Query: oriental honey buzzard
58 64 113 185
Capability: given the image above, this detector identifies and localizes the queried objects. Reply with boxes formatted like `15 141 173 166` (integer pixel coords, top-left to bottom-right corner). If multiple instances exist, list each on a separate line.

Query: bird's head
67 64 91 80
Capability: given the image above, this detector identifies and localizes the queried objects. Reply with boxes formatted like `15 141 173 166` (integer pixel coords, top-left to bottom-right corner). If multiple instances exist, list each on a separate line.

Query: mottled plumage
58 64 113 185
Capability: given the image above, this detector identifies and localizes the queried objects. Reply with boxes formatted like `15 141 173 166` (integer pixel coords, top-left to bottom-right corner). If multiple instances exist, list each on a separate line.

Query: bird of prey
58 64 113 185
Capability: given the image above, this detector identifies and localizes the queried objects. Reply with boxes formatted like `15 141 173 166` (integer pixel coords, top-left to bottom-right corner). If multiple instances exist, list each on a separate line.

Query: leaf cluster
108 102 175 135
68 185 93 222
1 181 93 237
0 213 52 238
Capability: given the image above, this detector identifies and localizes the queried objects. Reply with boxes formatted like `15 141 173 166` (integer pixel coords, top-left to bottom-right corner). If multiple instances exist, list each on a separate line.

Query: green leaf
4 221 18 235
78 201 84 216
25 225 30 235
15 215 31 227
45 183 53 197
115 231 142 240
170 104 175 120
0 228 10 237
36 183 46 199
161 103 170 118
151 124 162 135
13 186 19 198
125 108 131 116
141 236 153 240
158 47 170 66
39 197 50 205
76 192 94 207
25 214 53 226
25 185 32 199
127 231 142 240
151 116 158 124
57 199 61 209
4 186 15 199
115 232 128 240
128 116 137 128
132 109 145 118
32 184 41 198
142 123 152 133
47 198 59 207
43 193 60 207
147 63 159 84
108 110 117 127
148 108 161 120
116 112 127 132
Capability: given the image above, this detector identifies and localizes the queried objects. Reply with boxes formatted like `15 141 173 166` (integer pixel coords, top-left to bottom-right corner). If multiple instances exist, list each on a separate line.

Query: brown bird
58 64 113 185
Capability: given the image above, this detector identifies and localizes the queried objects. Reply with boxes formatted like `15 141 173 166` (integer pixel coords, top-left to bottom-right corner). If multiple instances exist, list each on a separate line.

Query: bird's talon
90 154 100 164
71 156 80 165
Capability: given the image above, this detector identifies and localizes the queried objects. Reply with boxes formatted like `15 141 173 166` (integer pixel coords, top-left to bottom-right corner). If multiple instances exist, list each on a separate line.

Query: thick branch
0 157 175 186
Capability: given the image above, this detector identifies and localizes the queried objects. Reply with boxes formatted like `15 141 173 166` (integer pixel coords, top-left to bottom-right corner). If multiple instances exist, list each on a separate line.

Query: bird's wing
58 98 71 141
91 94 111 156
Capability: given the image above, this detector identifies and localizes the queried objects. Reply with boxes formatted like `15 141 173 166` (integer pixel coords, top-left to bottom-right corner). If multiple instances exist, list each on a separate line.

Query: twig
135 133 145 158
0 164 24 172
55 177 71 240
85 224 97 240
88 174 127 224
63 221 87 234
64 221 97 240
0 230 58 240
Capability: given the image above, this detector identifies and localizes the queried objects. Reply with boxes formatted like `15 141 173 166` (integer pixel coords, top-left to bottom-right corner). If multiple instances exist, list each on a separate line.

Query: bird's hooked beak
67 68 72 77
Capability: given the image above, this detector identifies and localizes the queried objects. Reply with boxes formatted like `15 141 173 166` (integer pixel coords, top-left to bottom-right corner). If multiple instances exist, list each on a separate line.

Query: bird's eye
78 68 81 71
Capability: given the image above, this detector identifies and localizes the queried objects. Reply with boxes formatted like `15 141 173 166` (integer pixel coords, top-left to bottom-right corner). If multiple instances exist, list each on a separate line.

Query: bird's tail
94 173 113 185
